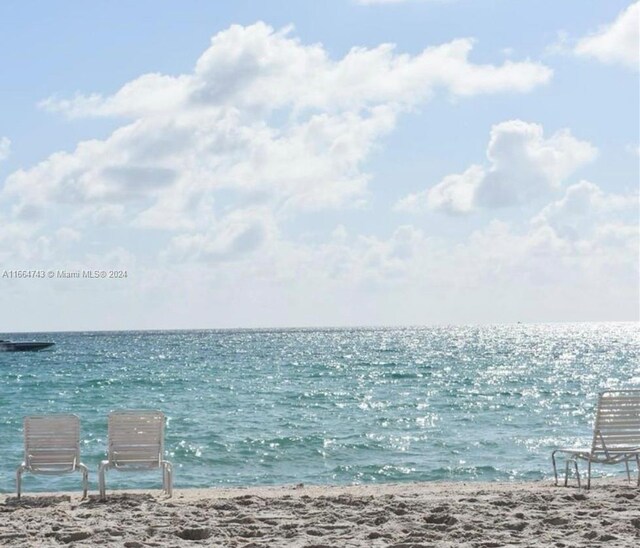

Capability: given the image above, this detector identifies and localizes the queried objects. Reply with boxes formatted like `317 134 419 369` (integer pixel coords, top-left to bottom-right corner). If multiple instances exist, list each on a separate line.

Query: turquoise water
0 323 638 494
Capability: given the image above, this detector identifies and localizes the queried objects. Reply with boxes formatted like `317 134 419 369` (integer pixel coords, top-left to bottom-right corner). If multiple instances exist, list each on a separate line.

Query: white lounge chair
552 389 640 489
98 410 173 499
16 414 89 499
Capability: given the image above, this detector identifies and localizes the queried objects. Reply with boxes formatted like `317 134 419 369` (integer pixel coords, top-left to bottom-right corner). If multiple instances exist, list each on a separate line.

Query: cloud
2 22 552 265
531 180 638 240
280 179 636 289
0 137 10 162
347 224 428 284
395 120 597 214
2 22 637 329
55 227 82 244
3 179 636 328
396 164 482 214
40 24 551 120
165 207 277 263
574 2 639 70
0 213 84 264
475 121 597 207
249 180 637 321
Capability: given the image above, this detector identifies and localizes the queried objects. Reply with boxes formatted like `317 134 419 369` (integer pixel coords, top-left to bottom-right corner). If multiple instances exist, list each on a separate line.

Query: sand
1 480 639 547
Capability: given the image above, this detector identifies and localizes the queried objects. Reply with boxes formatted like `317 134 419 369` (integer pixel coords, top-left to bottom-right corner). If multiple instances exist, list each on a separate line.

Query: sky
0 0 638 331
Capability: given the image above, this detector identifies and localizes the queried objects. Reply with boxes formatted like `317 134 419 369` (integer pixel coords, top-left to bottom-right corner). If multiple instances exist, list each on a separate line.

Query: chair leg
98 461 109 500
624 458 631 482
551 451 559 486
16 465 25 499
164 465 168 492
587 460 592 490
78 464 89 499
636 454 640 487
563 458 580 488
162 461 173 497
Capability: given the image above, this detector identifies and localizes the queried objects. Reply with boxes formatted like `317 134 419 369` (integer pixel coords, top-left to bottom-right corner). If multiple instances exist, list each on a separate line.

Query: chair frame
552 389 640 489
98 409 173 499
16 414 88 499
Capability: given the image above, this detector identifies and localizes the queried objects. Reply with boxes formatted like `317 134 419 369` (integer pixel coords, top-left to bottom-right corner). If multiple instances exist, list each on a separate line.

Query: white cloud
3 22 551 261
0 216 38 263
2 21 637 329
395 164 482 214
476 121 597 206
2 179 636 328
248 181 638 322
396 120 597 214
574 2 639 70
531 180 638 240
0 137 10 162
268 180 636 291
165 207 278 263
0 214 85 264
40 24 551 120
55 227 82 244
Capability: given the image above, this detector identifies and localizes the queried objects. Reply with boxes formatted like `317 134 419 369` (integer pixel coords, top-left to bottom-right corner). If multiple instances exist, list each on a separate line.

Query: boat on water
0 340 55 352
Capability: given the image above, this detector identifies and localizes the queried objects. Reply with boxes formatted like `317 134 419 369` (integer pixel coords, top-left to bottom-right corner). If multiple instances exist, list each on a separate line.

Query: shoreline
2 479 639 546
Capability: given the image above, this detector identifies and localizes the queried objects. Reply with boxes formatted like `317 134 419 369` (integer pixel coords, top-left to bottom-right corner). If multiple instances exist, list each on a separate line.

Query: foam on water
0 323 638 493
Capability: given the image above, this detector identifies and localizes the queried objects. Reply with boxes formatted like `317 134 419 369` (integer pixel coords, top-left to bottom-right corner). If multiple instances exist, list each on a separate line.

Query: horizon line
1 319 638 336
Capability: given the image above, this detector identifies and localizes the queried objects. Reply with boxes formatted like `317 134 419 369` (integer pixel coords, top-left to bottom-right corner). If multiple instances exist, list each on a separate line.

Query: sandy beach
1 480 639 547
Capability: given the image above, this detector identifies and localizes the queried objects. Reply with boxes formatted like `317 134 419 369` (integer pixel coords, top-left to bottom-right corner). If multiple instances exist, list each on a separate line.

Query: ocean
0 323 638 494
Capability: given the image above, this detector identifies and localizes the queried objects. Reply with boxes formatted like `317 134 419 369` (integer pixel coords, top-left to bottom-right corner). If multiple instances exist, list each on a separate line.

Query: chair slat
100 409 172 499
18 414 88 498
592 390 640 455
107 411 165 462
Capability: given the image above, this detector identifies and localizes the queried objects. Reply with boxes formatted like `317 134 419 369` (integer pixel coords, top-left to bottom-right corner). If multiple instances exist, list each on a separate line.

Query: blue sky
0 0 638 331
